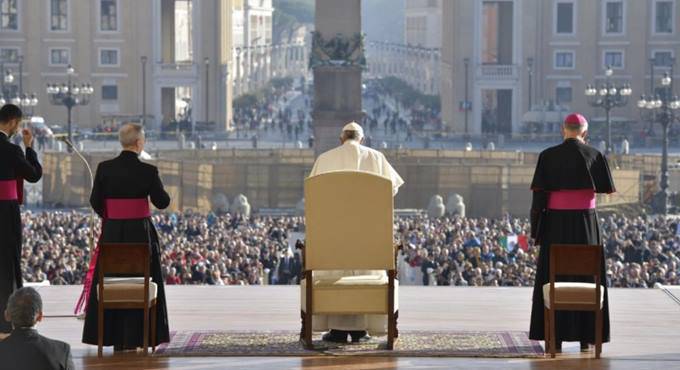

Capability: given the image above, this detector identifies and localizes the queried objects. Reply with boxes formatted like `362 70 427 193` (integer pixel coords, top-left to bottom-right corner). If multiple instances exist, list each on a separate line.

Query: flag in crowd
501 234 529 252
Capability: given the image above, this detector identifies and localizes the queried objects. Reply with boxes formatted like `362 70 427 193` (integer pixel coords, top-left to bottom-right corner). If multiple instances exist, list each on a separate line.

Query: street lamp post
46 64 94 146
235 47 242 96
17 55 23 97
527 57 534 111
257 45 263 88
463 57 470 136
0 56 39 113
284 43 290 74
141 56 147 127
244 46 252 93
26 94 39 116
204 57 210 126
0 63 4 96
1 64 14 100
638 58 680 215
265 44 272 82
584 66 632 155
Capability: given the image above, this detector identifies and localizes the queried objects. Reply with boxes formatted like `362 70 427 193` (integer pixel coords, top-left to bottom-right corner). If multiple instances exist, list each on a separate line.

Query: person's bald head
119 123 145 153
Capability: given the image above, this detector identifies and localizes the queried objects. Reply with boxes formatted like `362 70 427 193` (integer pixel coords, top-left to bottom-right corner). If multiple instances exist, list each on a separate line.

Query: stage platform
29 286 680 369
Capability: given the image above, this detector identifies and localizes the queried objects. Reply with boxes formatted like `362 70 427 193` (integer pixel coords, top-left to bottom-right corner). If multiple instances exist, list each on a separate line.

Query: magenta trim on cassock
105 198 152 219
548 189 596 210
0 179 18 200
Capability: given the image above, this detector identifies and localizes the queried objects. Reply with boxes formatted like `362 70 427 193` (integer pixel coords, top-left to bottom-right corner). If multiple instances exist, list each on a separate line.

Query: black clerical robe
529 138 615 343
81 150 171 347
0 133 42 333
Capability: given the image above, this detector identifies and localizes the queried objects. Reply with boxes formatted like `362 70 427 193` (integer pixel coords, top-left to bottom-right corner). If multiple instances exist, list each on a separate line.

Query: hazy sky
362 0 405 43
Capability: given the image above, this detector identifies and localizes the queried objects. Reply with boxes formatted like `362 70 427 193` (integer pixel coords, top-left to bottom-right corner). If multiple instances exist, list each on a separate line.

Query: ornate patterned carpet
154 330 544 357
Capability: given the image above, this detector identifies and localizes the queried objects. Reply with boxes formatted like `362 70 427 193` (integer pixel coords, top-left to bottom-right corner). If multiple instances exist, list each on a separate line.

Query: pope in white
308 122 404 343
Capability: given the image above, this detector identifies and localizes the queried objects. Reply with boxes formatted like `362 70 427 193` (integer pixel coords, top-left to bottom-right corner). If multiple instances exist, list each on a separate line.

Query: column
312 0 364 155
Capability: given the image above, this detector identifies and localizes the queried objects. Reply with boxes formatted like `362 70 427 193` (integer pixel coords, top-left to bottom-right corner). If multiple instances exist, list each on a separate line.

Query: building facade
366 0 442 95
405 0 442 48
0 0 234 132
367 41 441 95
156 0 234 131
232 0 308 97
441 0 680 137
235 0 273 94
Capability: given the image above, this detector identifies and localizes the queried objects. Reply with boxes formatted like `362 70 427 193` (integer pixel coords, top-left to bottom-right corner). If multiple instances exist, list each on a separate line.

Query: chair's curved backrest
99 243 150 276
305 171 394 271
549 244 603 281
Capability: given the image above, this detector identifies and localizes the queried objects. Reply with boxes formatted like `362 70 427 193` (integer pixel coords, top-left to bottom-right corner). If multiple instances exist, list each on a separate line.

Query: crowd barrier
42 149 641 218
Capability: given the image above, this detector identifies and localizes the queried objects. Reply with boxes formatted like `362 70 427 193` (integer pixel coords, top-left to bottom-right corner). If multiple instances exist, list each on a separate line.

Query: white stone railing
476 64 519 81
158 62 197 74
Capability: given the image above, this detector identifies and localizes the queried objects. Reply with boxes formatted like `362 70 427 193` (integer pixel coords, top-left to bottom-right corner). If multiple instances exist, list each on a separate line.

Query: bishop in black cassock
79 123 171 349
528 113 616 350
0 105 42 334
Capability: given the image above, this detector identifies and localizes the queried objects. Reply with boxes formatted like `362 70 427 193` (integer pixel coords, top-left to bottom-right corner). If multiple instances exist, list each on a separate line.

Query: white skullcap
341 122 364 137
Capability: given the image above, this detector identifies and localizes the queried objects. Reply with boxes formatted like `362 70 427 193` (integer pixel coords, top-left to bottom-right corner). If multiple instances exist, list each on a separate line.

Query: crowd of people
233 101 310 142
20 211 680 288
232 82 312 145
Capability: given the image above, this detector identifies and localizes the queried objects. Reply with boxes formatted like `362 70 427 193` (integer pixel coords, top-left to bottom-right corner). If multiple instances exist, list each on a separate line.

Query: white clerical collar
0 129 11 138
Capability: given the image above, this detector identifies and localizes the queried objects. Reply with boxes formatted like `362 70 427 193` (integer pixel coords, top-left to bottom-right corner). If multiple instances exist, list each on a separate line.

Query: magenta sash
0 180 18 201
74 198 151 315
548 189 596 210
105 199 152 219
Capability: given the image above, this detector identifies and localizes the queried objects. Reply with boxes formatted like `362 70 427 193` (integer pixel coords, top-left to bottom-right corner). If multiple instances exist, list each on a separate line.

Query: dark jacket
0 328 74 370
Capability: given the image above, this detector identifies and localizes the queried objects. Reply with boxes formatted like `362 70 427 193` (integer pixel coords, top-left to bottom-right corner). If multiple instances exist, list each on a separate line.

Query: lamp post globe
46 64 92 149
638 57 679 214
584 66 631 155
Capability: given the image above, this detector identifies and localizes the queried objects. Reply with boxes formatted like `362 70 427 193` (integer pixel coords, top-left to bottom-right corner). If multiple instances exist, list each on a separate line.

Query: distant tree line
233 77 295 111
376 76 441 112
273 0 314 44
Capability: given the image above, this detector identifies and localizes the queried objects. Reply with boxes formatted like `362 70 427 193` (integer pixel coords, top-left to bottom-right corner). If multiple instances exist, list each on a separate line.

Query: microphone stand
60 138 97 319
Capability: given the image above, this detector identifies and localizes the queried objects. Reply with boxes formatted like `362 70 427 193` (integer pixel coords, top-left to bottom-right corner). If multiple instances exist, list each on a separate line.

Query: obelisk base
312 66 364 155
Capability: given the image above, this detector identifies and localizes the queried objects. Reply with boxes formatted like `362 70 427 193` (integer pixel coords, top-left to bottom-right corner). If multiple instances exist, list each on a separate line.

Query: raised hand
22 127 34 148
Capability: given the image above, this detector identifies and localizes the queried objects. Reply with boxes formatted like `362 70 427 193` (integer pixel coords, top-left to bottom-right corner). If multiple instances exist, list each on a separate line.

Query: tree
273 0 314 44
233 94 261 111
378 77 441 112
274 0 314 24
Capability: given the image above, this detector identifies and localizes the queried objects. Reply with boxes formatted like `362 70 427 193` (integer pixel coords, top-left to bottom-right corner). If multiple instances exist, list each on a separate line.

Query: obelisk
311 0 365 155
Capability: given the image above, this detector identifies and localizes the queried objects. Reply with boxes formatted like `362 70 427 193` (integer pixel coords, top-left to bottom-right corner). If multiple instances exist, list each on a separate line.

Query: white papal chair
299 171 399 350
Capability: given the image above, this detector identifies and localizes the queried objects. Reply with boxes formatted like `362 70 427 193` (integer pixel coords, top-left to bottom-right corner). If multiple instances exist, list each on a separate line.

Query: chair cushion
313 274 388 287
103 277 146 284
301 274 398 315
543 282 604 309
98 281 157 305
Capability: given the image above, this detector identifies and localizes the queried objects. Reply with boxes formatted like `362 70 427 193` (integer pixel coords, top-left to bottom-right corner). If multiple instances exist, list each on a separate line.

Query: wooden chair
543 244 604 359
299 171 399 350
97 243 157 357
